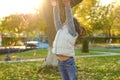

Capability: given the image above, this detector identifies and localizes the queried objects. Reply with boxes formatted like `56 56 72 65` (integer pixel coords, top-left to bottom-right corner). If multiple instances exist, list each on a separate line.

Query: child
51 0 85 80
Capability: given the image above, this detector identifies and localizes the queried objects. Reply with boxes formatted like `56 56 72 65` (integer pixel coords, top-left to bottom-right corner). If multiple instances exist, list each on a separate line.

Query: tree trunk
82 37 89 53
42 0 83 66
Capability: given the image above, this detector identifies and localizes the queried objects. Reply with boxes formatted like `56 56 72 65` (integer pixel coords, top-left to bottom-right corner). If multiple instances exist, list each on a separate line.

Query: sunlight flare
117 0 120 3
100 0 120 6
0 0 43 18
100 0 114 6
116 0 120 5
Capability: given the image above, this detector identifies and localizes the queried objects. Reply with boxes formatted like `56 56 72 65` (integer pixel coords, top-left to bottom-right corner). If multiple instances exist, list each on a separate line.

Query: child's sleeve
65 5 76 37
53 5 62 31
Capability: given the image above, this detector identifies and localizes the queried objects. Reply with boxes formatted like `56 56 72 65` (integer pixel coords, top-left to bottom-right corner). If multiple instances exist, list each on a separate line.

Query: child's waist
56 54 72 61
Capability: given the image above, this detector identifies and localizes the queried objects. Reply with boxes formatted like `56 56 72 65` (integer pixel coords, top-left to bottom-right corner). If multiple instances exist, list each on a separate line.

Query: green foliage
0 14 47 38
72 0 98 34
2 37 26 46
1 14 25 33
113 6 120 36
73 0 120 37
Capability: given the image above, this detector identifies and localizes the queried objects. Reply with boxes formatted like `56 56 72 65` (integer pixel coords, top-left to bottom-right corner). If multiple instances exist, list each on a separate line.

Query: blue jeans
58 57 78 80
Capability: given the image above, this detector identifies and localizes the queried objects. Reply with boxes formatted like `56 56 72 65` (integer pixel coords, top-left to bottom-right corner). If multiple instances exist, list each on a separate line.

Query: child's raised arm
51 0 62 31
64 0 77 37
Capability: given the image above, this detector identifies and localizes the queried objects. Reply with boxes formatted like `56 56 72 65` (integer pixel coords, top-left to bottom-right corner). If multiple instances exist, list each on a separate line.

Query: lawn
0 47 120 80
0 56 120 80
0 47 120 61
0 49 47 61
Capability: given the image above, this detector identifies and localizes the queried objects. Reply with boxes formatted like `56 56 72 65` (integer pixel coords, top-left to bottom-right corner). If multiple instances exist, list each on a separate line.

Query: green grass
0 56 120 80
15 49 48 58
76 56 120 80
0 47 120 61
0 49 48 61
0 47 120 80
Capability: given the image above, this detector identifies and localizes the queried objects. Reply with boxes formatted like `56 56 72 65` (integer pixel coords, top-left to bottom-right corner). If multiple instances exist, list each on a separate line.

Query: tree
73 0 119 37
113 5 120 36
0 13 47 47
0 14 26 46
1 14 24 35
72 0 97 35
87 1 119 37
41 0 83 66
23 14 47 39
0 14 47 38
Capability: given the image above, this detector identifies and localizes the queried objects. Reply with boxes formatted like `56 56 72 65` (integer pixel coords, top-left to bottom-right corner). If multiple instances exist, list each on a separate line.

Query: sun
0 0 43 18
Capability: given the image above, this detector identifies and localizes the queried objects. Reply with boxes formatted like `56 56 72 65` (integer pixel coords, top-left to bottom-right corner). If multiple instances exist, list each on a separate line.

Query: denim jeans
58 57 78 80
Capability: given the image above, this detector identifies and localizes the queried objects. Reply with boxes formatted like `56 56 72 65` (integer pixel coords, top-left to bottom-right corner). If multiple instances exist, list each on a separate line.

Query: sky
100 0 120 6
100 0 114 6
0 0 42 18
0 0 120 18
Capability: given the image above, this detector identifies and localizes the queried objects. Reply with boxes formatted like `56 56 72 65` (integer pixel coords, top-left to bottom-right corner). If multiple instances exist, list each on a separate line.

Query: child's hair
73 17 86 44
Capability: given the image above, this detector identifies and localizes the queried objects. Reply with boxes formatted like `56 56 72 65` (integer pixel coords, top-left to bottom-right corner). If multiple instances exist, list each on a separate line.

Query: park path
76 52 120 58
0 52 120 63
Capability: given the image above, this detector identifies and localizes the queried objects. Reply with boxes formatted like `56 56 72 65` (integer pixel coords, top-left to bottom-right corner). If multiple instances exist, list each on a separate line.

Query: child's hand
63 0 70 6
51 0 57 7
